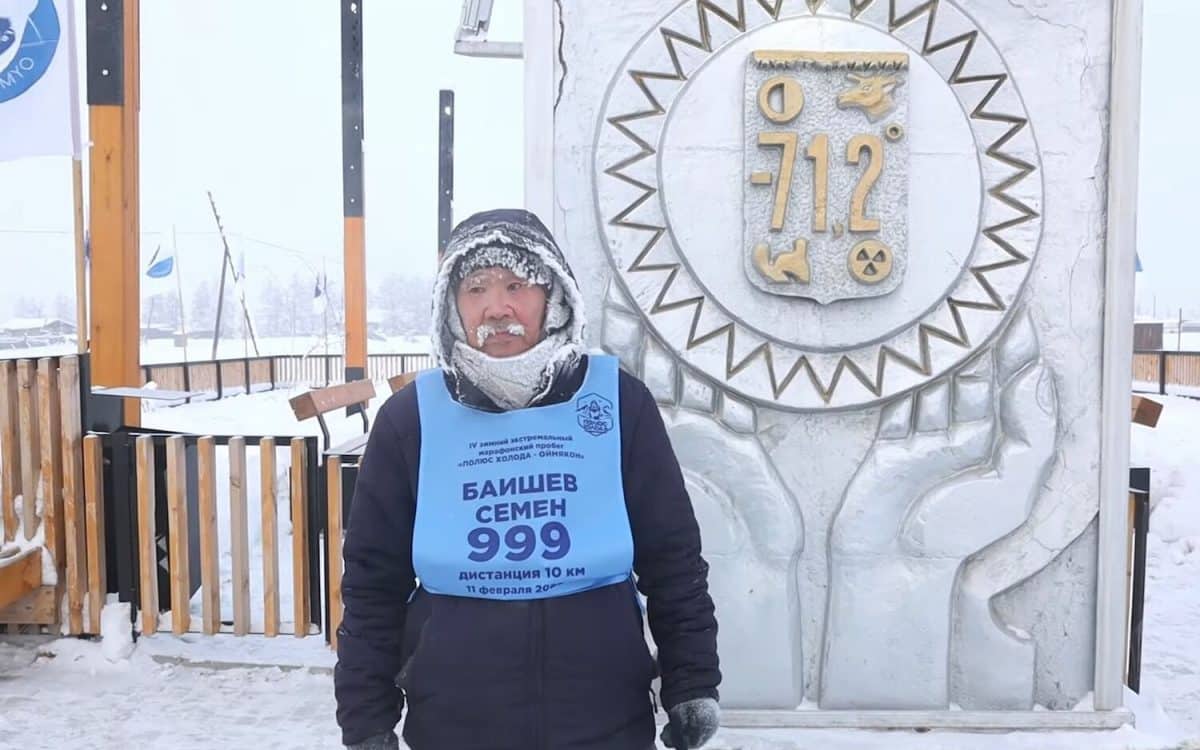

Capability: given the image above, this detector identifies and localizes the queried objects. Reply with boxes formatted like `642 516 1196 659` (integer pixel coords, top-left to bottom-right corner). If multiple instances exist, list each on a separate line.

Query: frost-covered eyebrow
460 268 534 287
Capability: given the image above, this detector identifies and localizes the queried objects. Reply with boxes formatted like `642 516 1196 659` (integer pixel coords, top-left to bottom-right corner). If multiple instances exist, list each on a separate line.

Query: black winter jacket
334 357 721 749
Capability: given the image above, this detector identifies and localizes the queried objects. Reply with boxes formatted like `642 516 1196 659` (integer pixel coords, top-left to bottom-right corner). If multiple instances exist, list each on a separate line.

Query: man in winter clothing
334 209 721 750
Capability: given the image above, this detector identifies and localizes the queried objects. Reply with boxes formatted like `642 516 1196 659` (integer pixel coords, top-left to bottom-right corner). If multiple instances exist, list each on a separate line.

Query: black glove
345 731 399 750
661 697 720 749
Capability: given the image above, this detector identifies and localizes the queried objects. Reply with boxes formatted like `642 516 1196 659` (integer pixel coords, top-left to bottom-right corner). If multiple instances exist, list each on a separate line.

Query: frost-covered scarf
431 210 586 411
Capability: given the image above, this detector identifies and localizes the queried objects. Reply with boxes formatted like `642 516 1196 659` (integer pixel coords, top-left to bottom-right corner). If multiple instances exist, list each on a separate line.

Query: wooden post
261 437 280 637
87 0 142 426
83 435 107 635
73 159 89 354
342 0 367 386
197 436 219 635
229 436 250 636
327 456 344 650
59 357 88 635
166 436 189 635
290 438 310 637
38 359 65 578
17 360 40 541
135 435 157 634
0 360 19 543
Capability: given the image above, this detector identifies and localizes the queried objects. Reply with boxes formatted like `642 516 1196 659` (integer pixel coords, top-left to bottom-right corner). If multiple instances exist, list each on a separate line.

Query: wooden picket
229 437 251 636
83 434 107 635
166 436 190 635
0 360 18 543
59 357 87 635
16 360 39 540
260 437 280 637
291 438 310 637
37 359 65 579
135 435 159 634
197 436 220 635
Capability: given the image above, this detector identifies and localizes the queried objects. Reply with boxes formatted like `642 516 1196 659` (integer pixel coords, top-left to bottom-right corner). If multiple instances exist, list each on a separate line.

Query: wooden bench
92 385 204 401
0 546 42 612
388 371 423 394
288 379 376 455
1131 395 1163 428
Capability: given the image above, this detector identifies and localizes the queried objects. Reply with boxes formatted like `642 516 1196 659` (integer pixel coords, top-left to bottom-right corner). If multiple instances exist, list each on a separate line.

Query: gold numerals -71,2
755 130 884 235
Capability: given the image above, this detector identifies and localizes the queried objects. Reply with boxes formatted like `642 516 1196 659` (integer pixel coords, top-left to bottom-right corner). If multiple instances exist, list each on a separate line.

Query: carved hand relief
821 311 1058 709
592 0 1062 712
593 0 1044 410
745 51 909 302
666 410 805 708
602 286 803 708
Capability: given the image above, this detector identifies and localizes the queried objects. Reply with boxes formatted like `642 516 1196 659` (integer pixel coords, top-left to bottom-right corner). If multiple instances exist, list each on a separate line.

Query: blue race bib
413 356 633 600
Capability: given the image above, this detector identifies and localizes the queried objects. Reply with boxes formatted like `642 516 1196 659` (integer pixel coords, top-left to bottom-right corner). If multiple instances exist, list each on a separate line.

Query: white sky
0 0 526 310
1137 0 1198 319
0 0 1195 319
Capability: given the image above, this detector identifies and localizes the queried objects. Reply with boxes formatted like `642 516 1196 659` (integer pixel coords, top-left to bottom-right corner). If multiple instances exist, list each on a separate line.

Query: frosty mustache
476 322 526 344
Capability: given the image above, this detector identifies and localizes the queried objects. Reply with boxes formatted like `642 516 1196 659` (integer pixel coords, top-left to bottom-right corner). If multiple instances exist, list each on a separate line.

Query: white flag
0 0 77 162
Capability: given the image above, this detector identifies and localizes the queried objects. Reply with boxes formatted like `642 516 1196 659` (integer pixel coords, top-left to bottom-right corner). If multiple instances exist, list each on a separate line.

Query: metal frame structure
439 90 456 256
456 0 523 59
1126 467 1151 693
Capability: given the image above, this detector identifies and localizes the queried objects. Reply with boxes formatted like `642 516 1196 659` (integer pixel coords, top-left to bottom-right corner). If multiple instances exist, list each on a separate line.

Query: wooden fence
0 355 92 631
1133 350 1200 397
142 353 433 400
124 433 343 639
0 352 354 641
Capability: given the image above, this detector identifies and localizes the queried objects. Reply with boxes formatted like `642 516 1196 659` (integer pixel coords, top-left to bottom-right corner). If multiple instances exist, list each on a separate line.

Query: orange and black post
86 0 141 427
341 0 367 391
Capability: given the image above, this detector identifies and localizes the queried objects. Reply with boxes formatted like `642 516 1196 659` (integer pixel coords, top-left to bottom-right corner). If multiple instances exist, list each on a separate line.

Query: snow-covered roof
0 317 75 331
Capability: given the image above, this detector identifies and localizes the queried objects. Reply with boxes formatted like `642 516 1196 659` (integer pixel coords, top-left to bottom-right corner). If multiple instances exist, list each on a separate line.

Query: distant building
0 318 77 348
140 326 177 341
1133 321 1164 351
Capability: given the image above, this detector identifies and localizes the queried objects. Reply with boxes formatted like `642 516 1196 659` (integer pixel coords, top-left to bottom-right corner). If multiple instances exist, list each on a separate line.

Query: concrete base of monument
716 709 1135 731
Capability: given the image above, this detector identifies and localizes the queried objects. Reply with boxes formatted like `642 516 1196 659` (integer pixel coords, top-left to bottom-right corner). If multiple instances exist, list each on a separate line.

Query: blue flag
146 245 175 279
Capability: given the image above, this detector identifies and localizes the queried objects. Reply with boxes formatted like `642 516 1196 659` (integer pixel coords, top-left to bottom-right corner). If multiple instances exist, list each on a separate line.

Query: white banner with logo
0 0 78 162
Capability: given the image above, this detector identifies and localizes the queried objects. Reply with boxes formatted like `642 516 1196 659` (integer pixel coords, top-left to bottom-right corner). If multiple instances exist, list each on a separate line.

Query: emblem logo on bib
576 393 614 436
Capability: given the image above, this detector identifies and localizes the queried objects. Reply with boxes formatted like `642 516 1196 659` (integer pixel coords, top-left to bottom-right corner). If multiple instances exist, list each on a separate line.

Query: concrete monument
520 0 1142 730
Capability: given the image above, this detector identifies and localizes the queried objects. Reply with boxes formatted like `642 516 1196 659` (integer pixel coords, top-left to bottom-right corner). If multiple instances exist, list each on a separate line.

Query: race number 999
467 522 572 563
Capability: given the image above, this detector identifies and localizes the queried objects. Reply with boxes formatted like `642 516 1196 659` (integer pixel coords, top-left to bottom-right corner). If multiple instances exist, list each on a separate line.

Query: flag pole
72 159 86 352
173 224 188 363
67 0 87 353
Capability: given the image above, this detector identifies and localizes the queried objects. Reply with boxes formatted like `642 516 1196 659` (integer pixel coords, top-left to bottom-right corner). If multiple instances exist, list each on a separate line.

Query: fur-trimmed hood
430 209 586 405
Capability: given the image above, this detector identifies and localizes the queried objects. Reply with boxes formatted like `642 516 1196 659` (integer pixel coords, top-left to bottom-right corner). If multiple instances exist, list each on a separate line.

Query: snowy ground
1131 396 1200 736
0 392 1197 749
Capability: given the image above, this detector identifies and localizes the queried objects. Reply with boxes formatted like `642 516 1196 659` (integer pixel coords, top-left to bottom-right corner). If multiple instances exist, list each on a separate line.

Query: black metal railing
140 353 434 401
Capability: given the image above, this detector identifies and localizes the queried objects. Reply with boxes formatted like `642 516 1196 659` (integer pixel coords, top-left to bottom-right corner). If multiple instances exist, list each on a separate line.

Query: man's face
455 266 548 358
